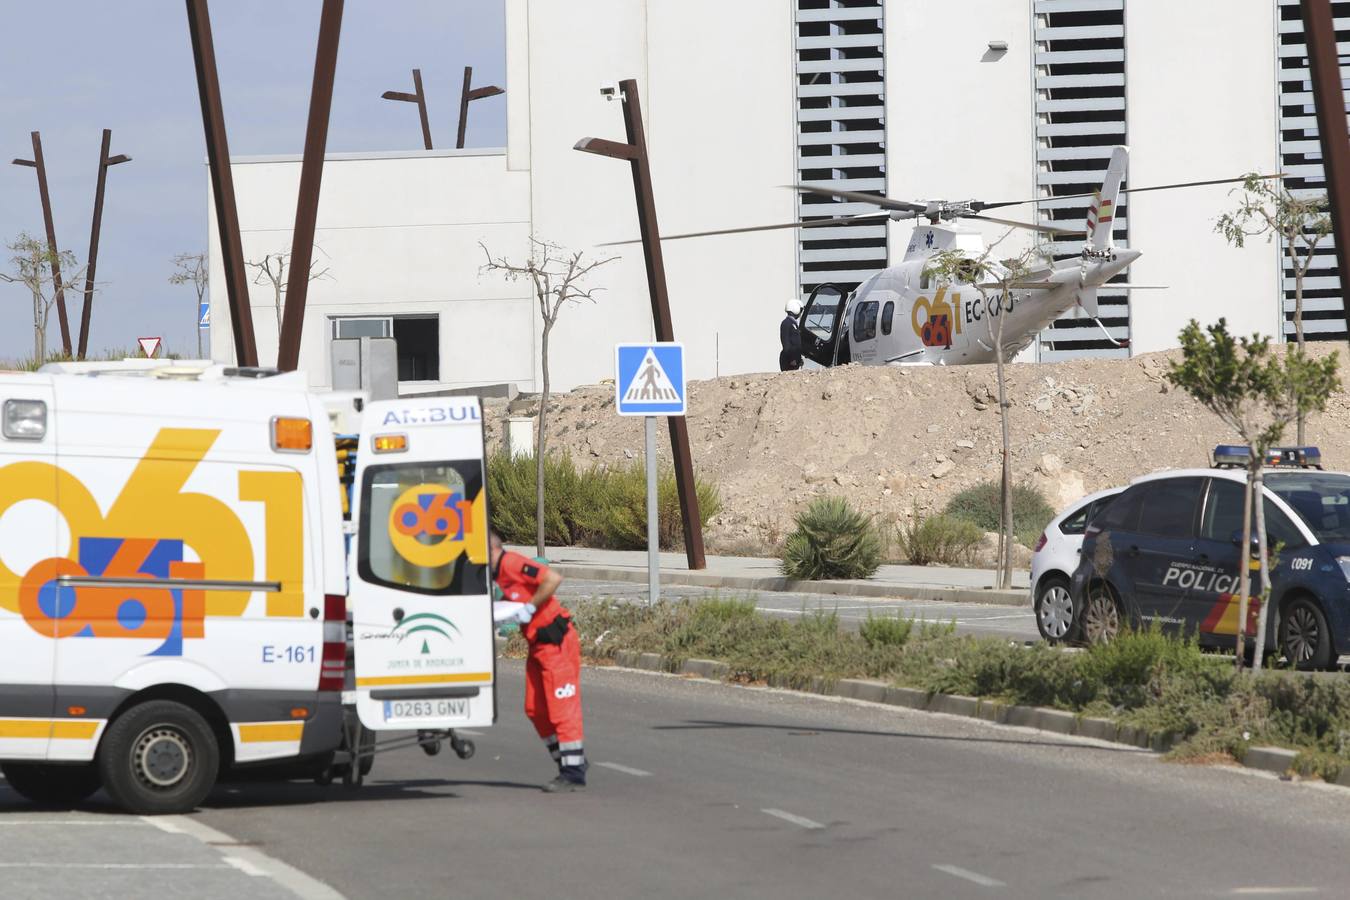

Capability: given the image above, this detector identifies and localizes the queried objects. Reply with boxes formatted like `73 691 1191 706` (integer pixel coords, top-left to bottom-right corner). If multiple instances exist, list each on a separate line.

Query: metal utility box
331 337 397 401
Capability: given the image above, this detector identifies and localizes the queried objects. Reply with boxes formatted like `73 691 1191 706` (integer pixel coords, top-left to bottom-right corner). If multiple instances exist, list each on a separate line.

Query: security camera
599 82 619 101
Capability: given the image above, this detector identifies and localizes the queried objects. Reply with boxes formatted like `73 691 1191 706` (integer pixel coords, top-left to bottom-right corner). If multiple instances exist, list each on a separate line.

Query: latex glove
493 600 525 624
516 603 537 625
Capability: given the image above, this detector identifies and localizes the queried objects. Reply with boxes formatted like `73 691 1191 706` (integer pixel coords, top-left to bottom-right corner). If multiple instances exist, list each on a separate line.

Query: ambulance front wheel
0 762 101 807
98 700 220 815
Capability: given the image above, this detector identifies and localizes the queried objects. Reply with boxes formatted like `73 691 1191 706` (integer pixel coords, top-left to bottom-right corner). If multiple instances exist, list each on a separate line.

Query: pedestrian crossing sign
615 343 685 417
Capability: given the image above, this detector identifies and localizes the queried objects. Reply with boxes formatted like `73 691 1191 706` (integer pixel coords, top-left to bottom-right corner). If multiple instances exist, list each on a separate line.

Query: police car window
1266 472 1350 542
1202 478 1308 549
881 301 895 336
1095 485 1144 532
358 460 489 596
1058 500 1094 536
852 301 879 342
1135 478 1202 539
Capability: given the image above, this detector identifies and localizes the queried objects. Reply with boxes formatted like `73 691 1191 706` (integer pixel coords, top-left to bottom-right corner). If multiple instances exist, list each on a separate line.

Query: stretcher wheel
453 738 475 760
418 730 442 756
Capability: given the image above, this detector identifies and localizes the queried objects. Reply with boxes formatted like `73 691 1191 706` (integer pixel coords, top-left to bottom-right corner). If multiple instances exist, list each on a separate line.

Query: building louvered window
1276 0 1349 343
794 0 887 299
1033 0 1130 360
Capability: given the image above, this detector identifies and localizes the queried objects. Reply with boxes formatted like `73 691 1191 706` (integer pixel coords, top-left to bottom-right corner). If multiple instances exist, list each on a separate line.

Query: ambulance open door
348 398 494 732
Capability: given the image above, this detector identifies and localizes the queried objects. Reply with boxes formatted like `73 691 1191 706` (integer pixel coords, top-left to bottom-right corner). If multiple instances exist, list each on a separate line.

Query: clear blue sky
0 0 505 361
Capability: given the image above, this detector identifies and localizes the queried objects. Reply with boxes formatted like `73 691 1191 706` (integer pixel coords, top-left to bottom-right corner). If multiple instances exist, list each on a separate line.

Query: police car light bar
1212 445 1323 470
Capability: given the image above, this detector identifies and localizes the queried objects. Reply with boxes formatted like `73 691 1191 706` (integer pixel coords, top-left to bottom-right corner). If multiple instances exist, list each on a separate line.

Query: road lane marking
0 820 147 827
224 856 267 877
761 808 825 830
933 864 1005 887
1231 889 1321 896
596 761 652 777
456 729 485 736
148 816 345 899
0 863 227 870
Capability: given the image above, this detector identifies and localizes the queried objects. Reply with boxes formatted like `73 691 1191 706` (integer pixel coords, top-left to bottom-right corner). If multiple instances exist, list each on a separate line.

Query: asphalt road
155 662 1350 899
561 577 1040 643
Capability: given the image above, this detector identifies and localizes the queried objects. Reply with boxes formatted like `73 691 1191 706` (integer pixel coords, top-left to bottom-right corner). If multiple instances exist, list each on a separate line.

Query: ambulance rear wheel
0 762 101 807
98 700 220 815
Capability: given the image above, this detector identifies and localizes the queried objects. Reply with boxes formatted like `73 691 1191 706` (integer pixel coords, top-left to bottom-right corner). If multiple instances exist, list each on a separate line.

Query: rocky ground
484 345 1350 557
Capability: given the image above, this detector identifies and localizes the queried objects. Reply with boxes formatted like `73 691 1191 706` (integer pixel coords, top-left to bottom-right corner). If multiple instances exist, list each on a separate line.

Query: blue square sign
615 343 685 416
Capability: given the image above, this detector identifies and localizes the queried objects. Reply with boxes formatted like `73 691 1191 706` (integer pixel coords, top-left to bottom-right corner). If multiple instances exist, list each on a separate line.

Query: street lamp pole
575 78 707 570
12 131 72 357
456 66 504 150
78 128 131 360
382 68 434 150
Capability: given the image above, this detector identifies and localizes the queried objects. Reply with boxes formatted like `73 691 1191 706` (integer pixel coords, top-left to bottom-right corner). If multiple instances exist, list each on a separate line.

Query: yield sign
138 336 162 359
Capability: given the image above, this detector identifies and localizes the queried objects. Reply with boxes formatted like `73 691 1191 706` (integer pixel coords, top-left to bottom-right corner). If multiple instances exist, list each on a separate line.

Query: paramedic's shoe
541 775 584 793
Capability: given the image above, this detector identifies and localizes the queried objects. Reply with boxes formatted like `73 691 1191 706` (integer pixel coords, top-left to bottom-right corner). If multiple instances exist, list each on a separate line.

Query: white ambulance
0 363 494 814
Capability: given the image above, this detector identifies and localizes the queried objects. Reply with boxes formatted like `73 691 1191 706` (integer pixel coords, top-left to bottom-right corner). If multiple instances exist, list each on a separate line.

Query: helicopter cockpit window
853 301 879 342
881 301 895 336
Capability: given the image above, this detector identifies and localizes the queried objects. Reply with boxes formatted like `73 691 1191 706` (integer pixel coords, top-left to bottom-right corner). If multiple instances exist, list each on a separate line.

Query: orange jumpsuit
495 551 587 784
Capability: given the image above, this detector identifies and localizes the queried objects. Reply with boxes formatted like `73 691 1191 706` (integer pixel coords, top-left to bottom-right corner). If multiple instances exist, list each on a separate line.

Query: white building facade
210 0 1342 393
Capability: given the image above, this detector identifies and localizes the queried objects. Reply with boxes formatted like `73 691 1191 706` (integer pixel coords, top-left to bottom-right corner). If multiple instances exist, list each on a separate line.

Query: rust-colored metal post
12 132 72 356
382 69 433 150
574 79 706 569
1301 0 1350 340
78 129 131 360
456 65 504 150
277 0 344 372
185 0 258 367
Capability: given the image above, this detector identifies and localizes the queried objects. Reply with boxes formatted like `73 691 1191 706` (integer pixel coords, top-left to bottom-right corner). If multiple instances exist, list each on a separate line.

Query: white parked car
1030 487 1123 643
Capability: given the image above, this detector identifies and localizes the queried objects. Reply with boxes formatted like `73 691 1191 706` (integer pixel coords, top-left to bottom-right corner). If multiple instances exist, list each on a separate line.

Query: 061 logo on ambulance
0 428 305 656
388 484 487 568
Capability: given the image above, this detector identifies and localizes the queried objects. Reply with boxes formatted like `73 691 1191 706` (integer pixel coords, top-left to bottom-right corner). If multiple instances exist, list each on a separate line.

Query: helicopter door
798 284 848 367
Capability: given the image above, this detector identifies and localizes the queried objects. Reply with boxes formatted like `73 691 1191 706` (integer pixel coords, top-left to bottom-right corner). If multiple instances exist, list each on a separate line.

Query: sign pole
645 415 660 603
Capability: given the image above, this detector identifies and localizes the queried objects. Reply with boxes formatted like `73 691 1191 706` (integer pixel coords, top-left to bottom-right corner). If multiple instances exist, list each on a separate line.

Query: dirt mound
484 346 1350 555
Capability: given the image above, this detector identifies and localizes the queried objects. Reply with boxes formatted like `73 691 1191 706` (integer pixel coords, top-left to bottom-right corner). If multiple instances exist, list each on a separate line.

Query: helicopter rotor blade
791 183 928 213
972 173 1284 212
596 212 891 247
963 213 1079 235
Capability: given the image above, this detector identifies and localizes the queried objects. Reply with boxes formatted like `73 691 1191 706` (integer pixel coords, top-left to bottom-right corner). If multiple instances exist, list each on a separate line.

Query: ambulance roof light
271 416 313 453
2 399 46 441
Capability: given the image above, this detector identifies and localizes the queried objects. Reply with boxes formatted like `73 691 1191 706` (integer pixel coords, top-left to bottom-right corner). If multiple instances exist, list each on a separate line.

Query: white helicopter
646 146 1270 367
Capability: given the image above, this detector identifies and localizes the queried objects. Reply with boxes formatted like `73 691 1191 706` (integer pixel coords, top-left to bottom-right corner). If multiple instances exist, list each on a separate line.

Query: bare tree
481 238 618 557
169 252 208 359
1216 174 1332 444
245 248 331 335
925 235 1037 590
2 233 86 366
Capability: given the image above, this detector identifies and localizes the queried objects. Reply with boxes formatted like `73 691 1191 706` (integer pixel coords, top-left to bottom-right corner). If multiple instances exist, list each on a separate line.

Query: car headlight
1337 557 1350 582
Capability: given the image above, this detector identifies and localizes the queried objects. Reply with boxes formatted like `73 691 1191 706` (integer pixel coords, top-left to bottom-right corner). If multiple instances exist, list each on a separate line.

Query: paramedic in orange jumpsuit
489 531 588 792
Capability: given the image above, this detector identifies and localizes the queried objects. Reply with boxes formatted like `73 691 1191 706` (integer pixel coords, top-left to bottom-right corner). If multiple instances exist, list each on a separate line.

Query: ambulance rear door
350 397 493 731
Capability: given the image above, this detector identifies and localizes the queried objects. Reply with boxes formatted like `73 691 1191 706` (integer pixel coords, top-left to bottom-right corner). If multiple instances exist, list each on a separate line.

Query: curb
595 650 1345 789
551 564 1030 607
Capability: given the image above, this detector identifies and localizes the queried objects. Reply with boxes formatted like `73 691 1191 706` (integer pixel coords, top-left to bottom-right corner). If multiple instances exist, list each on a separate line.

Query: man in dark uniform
780 298 804 371
490 530 587 792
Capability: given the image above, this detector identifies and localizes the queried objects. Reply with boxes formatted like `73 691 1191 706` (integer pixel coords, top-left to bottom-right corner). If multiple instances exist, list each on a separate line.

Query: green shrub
781 496 884 580
859 612 913 649
943 480 1056 548
486 452 582 545
486 453 721 551
897 512 983 565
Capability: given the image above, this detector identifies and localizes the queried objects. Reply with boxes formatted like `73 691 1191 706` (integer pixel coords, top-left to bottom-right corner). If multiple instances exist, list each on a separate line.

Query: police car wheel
1077 583 1121 646
98 700 220 815
0 762 100 807
1279 596 1334 671
1034 577 1074 643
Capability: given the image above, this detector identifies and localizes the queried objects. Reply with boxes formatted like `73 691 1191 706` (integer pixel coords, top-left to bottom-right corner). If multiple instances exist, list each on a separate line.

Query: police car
1067 446 1350 669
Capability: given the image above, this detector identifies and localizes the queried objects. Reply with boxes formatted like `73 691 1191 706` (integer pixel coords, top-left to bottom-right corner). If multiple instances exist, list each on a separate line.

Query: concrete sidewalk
515 545 1030 606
